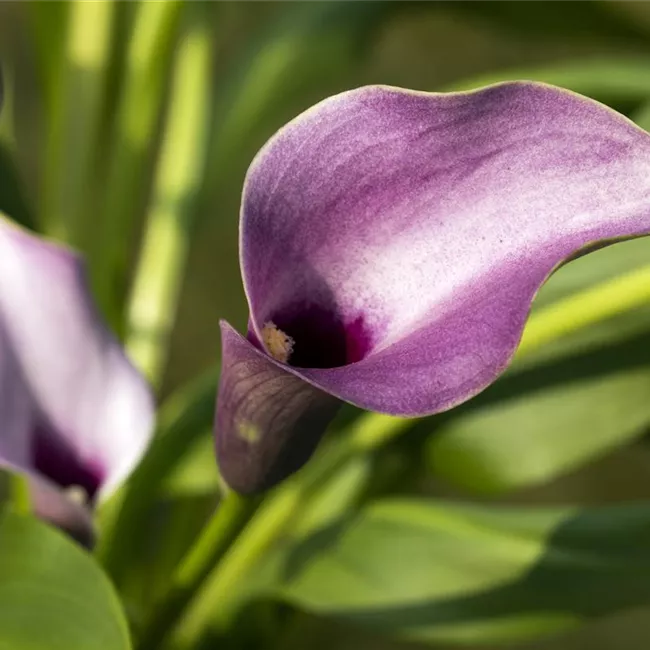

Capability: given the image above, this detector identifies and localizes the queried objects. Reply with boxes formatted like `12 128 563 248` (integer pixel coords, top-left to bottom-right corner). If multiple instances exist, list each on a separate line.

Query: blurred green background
5 2 650 649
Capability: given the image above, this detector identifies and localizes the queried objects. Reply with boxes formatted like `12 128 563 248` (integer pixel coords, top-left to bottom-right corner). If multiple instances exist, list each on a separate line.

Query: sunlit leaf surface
277 499 650 645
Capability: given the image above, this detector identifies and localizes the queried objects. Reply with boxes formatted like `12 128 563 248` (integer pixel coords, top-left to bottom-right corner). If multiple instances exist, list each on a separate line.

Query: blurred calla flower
0 219 154 544
216 82 650 493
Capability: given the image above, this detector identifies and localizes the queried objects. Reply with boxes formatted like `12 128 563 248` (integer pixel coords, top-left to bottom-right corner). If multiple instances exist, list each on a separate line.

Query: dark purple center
32 423 103 502
267 303 373 368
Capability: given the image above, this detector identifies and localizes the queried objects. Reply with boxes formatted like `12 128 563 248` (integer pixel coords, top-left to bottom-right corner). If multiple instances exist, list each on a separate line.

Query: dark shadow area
0 143 35 230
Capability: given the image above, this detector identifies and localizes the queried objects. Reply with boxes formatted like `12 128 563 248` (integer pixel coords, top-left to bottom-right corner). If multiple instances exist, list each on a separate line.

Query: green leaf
0 511 131 650
124 5 214 385
90 0 183 327
277 498 650 645
445 57 650 106
425 238 650 495
292 456 372 541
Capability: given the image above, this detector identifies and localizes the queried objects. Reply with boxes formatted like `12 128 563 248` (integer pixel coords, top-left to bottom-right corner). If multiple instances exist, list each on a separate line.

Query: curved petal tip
216 321 340 493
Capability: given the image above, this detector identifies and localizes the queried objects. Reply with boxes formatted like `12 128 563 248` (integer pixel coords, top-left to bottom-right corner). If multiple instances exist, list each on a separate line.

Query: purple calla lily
216 81 650 494
0 218 154 545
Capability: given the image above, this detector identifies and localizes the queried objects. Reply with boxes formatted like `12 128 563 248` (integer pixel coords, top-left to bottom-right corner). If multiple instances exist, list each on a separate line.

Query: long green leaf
40 0 114 246
125 4 213 386
0 511 131 650
276 498 650 645
90 0 183 326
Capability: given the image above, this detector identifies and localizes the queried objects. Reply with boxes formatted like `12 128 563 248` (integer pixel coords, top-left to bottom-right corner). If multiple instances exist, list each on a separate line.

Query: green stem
136 492 257 650
124 9 212 387
161 483 303 649
136 429 367 648
156 434 385 649
26 2 69 120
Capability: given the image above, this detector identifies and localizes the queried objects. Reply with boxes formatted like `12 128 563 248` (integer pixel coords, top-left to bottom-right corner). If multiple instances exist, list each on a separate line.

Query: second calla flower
216 82 650 493
0 219 154 544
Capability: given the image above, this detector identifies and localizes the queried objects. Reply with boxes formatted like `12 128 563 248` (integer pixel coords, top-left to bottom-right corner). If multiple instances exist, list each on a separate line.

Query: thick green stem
158 434 389 648
137 434 365 648
0 472 31 517
136 492 257 650
124 10 212 387
162 483 303 649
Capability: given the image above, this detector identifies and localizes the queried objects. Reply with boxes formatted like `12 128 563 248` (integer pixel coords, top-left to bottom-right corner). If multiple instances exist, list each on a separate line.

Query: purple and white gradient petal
0 217 155 543
216 82 650 493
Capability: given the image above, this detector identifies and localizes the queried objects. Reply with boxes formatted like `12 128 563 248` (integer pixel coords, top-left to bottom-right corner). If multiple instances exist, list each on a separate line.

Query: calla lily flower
0 218 154 545
216 81 650 494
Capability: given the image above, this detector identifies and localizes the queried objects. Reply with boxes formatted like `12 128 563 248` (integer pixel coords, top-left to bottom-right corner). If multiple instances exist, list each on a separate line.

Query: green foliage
275 498 650 645
8 2 650 649
0 511 131 650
